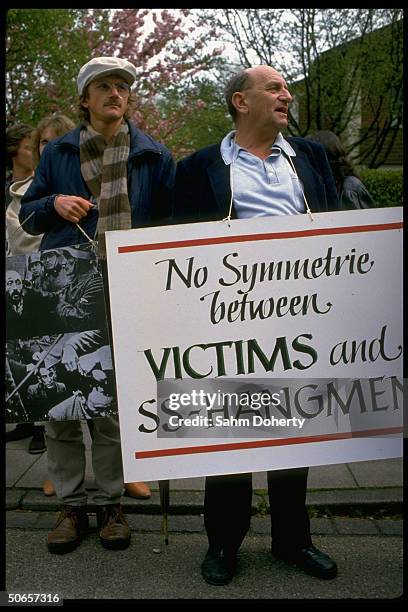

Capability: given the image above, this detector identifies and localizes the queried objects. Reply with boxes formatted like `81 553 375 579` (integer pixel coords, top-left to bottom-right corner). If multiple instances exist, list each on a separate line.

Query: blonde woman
7 113 75 256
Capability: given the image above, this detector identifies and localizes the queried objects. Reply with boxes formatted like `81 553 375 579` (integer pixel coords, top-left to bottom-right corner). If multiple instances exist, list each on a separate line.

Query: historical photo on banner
5 242 117 423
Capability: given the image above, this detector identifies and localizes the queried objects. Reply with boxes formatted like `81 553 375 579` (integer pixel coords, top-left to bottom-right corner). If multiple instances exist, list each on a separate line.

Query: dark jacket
19 121 175 249
340 175 374 210
174 136 339 222
26 381 68 420
6 290 58 340
56 270 105 331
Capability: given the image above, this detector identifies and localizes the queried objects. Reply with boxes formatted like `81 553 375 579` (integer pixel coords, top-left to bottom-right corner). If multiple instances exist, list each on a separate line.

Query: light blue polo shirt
220 131 305 218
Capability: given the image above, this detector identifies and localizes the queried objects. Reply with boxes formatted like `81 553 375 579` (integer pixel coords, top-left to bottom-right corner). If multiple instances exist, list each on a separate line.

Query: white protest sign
106 208 403 482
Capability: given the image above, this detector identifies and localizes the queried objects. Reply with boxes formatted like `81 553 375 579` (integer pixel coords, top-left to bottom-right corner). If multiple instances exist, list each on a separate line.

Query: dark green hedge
358 168 403 207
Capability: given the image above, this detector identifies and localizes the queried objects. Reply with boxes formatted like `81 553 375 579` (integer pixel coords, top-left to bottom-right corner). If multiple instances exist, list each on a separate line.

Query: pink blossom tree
7 9 223 157
91 9 223 153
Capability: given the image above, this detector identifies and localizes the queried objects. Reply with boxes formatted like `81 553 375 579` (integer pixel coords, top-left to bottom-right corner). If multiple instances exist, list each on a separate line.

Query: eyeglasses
93 81 131 96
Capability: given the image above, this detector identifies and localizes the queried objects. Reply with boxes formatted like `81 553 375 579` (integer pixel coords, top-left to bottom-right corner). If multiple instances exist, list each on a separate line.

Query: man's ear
232 91 249 116
80 92 89 109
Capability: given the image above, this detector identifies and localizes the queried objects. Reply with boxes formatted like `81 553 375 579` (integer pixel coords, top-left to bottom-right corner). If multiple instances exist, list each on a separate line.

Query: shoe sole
272 552 338 580
100 537 131 550
47 538 81 555
300 565 338 580
29 449 46 454
201 574 233 586
201 564 235 586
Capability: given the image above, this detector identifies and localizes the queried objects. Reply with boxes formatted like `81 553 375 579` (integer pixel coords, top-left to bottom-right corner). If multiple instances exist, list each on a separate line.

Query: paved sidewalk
5 423 403 600
6 423 402 521
5 530 403 599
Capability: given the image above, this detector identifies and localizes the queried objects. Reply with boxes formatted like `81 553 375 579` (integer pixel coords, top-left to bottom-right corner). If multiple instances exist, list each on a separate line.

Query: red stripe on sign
134 426 402 459
119 222 403 254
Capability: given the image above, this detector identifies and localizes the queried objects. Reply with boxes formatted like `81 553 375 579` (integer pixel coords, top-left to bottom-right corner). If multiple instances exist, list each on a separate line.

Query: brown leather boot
47 505 89 554
96 504 131 550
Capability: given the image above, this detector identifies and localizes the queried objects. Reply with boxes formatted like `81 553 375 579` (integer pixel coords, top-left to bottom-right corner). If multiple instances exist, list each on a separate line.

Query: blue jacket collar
56 120 161 157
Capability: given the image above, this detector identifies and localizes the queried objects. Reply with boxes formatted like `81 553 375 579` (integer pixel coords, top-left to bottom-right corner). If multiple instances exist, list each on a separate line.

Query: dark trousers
204 467 312 555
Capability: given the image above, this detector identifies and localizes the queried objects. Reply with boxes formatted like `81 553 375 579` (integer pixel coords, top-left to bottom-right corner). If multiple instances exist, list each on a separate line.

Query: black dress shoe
6 423 37 442
273 545 337 580
201 549 237 586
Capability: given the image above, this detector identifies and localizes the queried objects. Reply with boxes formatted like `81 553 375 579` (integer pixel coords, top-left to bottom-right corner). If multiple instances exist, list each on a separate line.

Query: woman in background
306 130 374 210
7 113 75 256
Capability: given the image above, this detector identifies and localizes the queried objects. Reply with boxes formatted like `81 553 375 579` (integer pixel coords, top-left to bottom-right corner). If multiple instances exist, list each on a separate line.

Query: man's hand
54 195 94 223
61 345 79 371
90 369 107 383
78 351 100 376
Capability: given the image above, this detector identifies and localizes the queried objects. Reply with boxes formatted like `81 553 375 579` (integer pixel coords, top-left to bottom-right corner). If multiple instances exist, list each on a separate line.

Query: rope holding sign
287 155 314 222
222 163 235 227
76 221 96 245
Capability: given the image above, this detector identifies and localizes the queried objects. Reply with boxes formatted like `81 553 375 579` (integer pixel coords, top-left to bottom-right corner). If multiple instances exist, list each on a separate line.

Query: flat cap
77 56 136 96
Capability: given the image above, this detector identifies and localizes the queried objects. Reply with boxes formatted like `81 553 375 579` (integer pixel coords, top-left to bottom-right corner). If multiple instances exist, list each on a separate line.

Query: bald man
174 66 339 585
6 268 58 339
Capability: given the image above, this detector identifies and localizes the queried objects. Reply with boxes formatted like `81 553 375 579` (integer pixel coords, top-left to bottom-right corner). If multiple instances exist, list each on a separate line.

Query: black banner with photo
5 242 117 423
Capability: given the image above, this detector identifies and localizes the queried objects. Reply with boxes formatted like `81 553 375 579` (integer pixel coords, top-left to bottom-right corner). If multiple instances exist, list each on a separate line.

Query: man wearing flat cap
20 56 174 256
20 56 175 554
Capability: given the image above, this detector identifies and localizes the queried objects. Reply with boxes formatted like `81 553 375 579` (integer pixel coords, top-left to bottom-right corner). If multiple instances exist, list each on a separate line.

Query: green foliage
292 18 403 165
5 8 225 158
202 9 403 168
156 78 233 160
358 168 403 207
6 9 109 126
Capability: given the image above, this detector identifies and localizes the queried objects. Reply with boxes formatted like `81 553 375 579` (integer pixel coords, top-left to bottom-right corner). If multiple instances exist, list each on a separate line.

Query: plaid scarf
80 121 131 258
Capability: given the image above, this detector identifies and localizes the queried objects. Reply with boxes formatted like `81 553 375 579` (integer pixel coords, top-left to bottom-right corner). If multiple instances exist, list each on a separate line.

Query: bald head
225 65 285 120
245 65 283 82
224 65 293 141
6 270 23 303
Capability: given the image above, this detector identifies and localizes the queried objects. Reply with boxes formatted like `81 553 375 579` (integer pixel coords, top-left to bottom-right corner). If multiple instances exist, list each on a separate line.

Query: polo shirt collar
220 130 296 165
